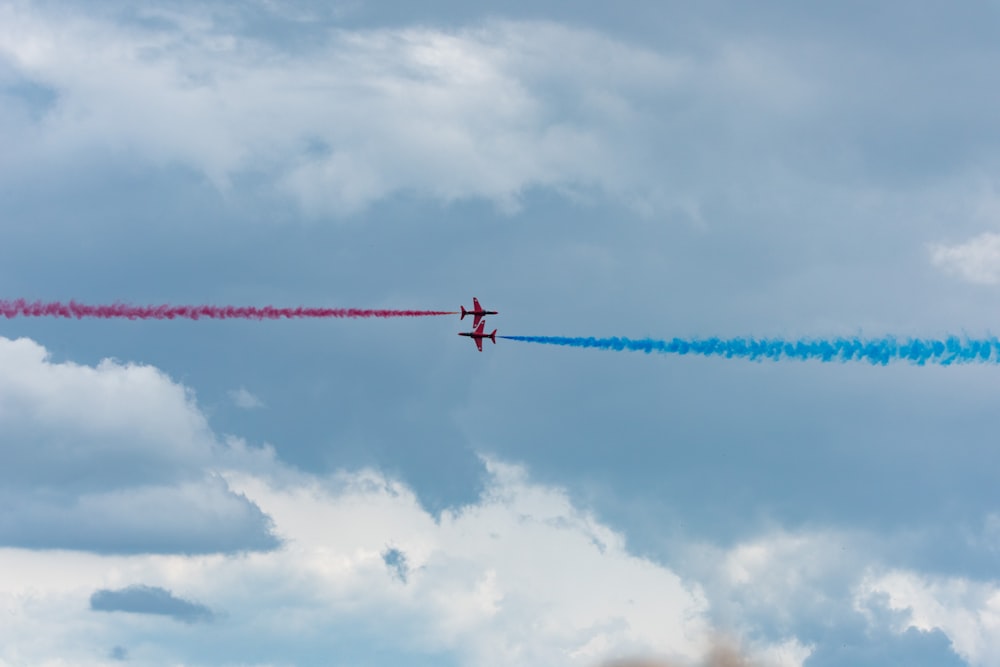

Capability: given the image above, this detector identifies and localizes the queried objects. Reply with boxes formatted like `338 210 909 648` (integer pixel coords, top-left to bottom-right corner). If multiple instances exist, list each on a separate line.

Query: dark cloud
90 585 214 624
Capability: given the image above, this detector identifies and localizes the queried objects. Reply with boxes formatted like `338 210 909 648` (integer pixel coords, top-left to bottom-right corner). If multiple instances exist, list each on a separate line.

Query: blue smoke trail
497 335 1000 366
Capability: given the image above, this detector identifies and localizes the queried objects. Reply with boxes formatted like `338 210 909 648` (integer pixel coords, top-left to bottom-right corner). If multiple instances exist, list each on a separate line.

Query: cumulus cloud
221 458 716 667
0 336 278 553
856 569 1000 667
91 584 214 623
929 232 1000 284
671 528 987 666
0 457 738 667
677 528 866 632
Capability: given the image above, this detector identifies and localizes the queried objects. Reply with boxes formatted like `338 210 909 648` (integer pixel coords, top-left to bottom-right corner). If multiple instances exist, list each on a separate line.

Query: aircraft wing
475 337 484 352
473 297 482 311
473 313 483 328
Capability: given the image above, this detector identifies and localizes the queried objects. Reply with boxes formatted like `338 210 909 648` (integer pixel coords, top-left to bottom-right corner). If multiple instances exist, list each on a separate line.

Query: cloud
1 475 279 553
220 457 717 666
856 569 1000 667
0 335 808 666
90 584 214 623
0 457 738 667
0 335 278 553
669 528 977 666
0 5 699 216
229 386 264 409
1 334 963 665
5 1 986 229
929 232 1000 284
678 522 1000 666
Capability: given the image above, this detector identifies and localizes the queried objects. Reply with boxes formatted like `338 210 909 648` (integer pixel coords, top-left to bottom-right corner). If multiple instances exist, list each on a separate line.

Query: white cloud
682 527 867 630
229 386 264 409
0 427 812 667
750 638 814 667
0 5 701 216
0 458 715 667
220 458 714 667
0 336 277 553
929 232 1000 284
856 569 1000 666
0 336 212 473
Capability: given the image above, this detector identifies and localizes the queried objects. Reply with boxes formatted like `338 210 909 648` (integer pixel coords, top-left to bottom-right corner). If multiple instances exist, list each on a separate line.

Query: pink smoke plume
0 299 458 321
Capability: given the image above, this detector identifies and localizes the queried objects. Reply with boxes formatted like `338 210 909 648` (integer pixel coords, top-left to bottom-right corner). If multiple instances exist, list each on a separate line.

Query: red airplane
458 320 497 352
460 297 498 329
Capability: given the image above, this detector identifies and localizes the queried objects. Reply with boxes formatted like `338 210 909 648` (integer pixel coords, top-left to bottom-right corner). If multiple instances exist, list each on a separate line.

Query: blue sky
2 1 1000 665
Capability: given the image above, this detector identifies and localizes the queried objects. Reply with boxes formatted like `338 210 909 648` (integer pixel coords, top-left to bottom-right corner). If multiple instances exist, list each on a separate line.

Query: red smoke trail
0 299 458 320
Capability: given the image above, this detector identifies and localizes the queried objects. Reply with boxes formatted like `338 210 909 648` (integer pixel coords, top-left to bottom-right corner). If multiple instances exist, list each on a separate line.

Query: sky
1 1 1000 665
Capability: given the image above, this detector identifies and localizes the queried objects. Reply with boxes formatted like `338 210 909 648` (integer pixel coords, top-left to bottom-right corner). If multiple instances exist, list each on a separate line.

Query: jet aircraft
460 297 498 329
459 320 497 352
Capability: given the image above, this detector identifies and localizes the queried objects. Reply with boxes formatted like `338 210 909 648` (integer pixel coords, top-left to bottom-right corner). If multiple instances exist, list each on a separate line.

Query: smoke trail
600 638 766 667
499 334 1000 366
0 299 457 320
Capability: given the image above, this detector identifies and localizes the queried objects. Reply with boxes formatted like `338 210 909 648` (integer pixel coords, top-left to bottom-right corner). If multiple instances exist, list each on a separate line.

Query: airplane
460 297 498 329
458 320 497 352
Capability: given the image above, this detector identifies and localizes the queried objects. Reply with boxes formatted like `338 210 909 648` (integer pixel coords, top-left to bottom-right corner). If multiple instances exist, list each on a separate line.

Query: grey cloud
2 1 999 219
0 6 803 218
3 2 998 238
90 584 214 623
0 476 280 554
0 8 683 214
0 78 59 121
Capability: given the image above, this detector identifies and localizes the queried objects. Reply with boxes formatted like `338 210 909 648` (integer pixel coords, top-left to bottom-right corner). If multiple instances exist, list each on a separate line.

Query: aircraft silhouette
460 297 498 329
458 319 497 352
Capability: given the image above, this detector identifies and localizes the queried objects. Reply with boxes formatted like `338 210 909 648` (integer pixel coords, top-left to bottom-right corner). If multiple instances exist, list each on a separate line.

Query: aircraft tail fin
490 329 497 343
460 306 467 319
